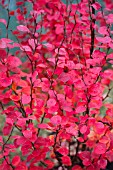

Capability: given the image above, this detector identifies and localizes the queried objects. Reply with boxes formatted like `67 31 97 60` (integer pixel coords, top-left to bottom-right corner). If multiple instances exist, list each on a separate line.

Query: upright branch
88 0 95 58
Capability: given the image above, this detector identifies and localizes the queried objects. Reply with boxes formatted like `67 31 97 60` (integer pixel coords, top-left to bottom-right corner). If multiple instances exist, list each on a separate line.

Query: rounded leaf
61 156 71 166
17 25 30 33
22 94 31 104
23 130 32 139
50 115 62 125
7 56 22 67
0 77 12 87
47 98 56 108
94 143 106 155
12 156 20 167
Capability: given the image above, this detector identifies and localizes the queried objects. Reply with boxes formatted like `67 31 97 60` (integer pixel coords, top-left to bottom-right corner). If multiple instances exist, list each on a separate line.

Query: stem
88 0 95 58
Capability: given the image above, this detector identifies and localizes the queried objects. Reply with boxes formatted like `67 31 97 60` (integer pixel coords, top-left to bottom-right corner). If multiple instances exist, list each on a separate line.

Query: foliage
0 0 113 169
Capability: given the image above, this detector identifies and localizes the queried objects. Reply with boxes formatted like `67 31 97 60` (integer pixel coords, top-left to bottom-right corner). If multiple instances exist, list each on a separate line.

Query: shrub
0 0 113 169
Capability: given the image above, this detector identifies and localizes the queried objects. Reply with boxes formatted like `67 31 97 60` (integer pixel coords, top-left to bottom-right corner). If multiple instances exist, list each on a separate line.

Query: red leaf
10 95 20 102
72 165 82 170
94 122 105 134
62 156 71 166
83 159 91 166
94 143 106 155
57 147 68 156
44 160 54 169
16 1 24 6
0 77 12 87
97 158 107 169
3 124 12 136
55 24 63 34
17 80 28 88
7 56 22 67
38 123 50 129
12 156 20 167
109 42 113 49
15 162 28 170
0 64 7 72
0 136 3 143
16 136 27 146
9 11 15 15
0 49 7 59
6 118 13 126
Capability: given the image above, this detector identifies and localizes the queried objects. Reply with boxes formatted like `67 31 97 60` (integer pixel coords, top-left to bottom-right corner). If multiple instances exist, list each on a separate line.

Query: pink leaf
31 71 38 83
59 73 70 82
92 2 101 10
47 98 56 108
28 39 35 50
0 19 7 26
109 42 113 49
76 106 86 113
44 43 54 50
21 45 32 52
50 115 62 125
0 39 7 48
75 63 84 69
98 26 108 35
96 36 111 43
17 25 30 33
55 48 67 55
22 94 31 104
66 126 78 136
80 125 87 134
38 123 50 129
23 130 32 138
1 38 13 44
106 14 113 24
